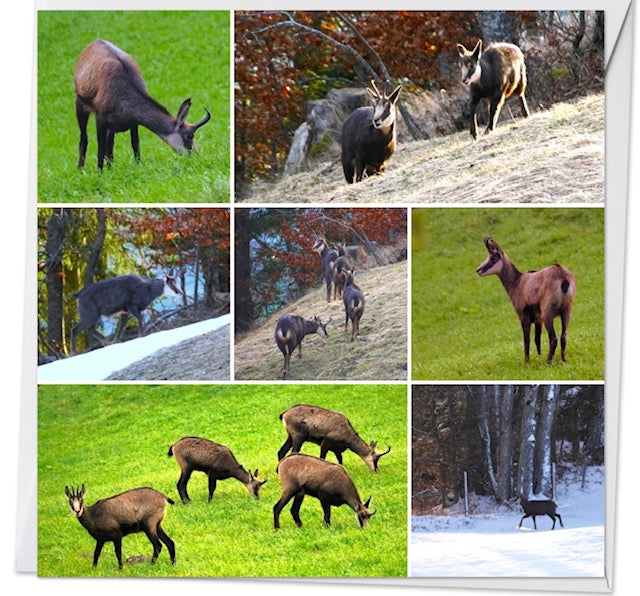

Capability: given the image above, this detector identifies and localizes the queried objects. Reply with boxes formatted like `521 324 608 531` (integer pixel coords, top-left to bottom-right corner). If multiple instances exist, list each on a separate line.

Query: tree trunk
517 385 539 497
83 208 106 287
470 385 498 498
535 384 558 496
496 385 515 502
234 210 255 332
45 209 69 354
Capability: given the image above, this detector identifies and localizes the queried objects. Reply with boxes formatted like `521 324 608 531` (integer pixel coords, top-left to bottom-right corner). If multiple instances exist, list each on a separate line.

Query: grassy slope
235 261 408 380
412 208 604 380
38 384 407 577
238 94 604 204
38 11 230 203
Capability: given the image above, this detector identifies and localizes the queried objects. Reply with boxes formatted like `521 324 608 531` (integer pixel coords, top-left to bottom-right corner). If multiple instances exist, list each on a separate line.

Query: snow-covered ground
37 315 231 382
410 467 605 578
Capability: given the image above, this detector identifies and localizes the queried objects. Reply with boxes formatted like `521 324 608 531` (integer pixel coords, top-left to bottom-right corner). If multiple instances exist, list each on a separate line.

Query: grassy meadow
412 208 604 380
38 11 230 203
38 384 407 577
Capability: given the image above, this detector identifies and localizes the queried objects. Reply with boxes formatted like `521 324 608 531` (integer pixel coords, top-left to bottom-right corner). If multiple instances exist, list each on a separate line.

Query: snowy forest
38 208 230 359
412 384 605 512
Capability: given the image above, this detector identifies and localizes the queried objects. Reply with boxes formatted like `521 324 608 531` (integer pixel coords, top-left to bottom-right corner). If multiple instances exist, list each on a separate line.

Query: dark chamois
332 254 354 301
341 80 402 183
456 40 530 139
74 39 210 169
312 237 339 302
475 237 576 363
277 404 390 472
168 436 266 504
343 270 365 341
274 313 331 378
519 497 564 530
273 454 376 529
64 485 176 569
70 273 182 355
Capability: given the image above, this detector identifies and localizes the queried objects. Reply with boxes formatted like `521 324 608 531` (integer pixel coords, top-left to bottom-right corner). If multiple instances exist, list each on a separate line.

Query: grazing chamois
519 497 564 530
273 454 376 529
312 237 339 302
456 40 530 139
341 80 402 183
332 254 354 300
64 485 176 569
74 39 211 169
275 313 331 378
277 404 391 472
168 436 266 504
475 237 576 363
343 270 365 341
70 272 182 355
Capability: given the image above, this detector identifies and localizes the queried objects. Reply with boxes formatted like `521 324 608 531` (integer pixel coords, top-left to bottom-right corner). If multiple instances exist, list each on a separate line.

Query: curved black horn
193 108 211 130
378 445 391 457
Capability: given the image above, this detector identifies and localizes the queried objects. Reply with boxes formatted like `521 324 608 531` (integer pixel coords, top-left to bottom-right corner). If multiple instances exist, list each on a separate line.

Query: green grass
38 384 407 577
38 11 230 203
412 207 604 380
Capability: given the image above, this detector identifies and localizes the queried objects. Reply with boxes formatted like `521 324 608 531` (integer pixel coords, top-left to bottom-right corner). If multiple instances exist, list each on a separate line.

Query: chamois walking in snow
74 39 210 169
273 454 376 529
475 237 576 363
70 272 182 355
275 313 331 378
518 497 564 530
277 404 391 471
341 80 401 183
64 484 176 569
168 436 266 503
456 40 530 139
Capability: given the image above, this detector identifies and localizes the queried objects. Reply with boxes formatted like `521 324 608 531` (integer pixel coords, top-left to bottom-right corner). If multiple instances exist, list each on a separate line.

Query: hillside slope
239 93 603 204
235 261 407 380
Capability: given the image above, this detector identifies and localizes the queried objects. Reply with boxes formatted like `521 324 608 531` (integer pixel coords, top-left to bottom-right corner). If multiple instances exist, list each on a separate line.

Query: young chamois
343 270 365 341
456 40 530 139
277 404 391 472
70 272 182 355
273 454 376 529
518 497 564 530
475 237 576 363
64 484 176 569
341 80 402 183
74 39 211 169
168 436 266 504
275 313 331 378
332 254 355 300
312 237 339 302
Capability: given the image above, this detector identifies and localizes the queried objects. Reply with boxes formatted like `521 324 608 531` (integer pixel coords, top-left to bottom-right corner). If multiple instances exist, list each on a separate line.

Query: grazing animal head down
162 98 211 155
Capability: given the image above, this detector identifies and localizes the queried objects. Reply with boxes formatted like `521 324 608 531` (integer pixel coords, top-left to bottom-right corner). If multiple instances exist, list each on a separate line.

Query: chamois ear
472 39 483 58
456 43 468 58
176 98 192 126
388 85 402 105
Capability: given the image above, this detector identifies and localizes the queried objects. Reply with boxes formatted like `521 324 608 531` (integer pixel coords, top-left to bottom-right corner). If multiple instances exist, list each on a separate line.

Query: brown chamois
273 454 376 529
519 497 564 530
343 270 365 341
475 237 576 363
74 39 210 169
277 404 391 472
70 272 182 355
312 237 339 302
341 80 402 183
332 254 355 300
456 40 530 139
168 436 266 504
64 485 176 569
274 313 331 378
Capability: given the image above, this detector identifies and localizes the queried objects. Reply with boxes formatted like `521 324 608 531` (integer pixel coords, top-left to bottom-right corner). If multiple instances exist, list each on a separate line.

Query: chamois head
367 80 402 133
65 484 86 517
356 496 376 527
164 98 211 155
475 237 506 277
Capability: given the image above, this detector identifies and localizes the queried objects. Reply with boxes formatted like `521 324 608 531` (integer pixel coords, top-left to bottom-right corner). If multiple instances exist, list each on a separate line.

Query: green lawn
412 207 604 380
38 11 230 203
38 384 407 577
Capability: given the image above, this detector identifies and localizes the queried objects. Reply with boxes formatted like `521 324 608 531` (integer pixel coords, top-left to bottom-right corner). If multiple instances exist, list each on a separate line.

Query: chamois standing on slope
343 270 365 341
457 40 530 139
70 272 182 355
312 237 339 302
168 436 266 504
332 254 355 300
74 39 211 169
277 404 391 472
341 80 402 183
275 314 331 378
273 454 376 529
475 237 576 363
64 485 176 569
518 497 564 530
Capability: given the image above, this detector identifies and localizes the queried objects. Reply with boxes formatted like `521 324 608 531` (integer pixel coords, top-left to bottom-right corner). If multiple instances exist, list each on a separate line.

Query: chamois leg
207 474 218 502
144 527 163 563
520 319 532 362
519 94 530 118
343 160 355 184
273 489 296 529
177 469 193 504
113 313 130 343
105 128 115 165
354 159 366 183
290 493 304 526
486 95 506 134
469 97 481 139
544 317 558 363
534 321 542 356
277 436 293 461
130 125 141 163
92 539 105 567
75 96 90 168
321 500 332 526
157 524 176 564
560 311 570 362
96 117 109 170
113 536 124 569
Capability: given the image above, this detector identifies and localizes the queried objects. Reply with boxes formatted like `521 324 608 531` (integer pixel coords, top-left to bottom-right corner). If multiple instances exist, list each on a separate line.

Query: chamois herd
66 404 390 569
275 236 367 378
